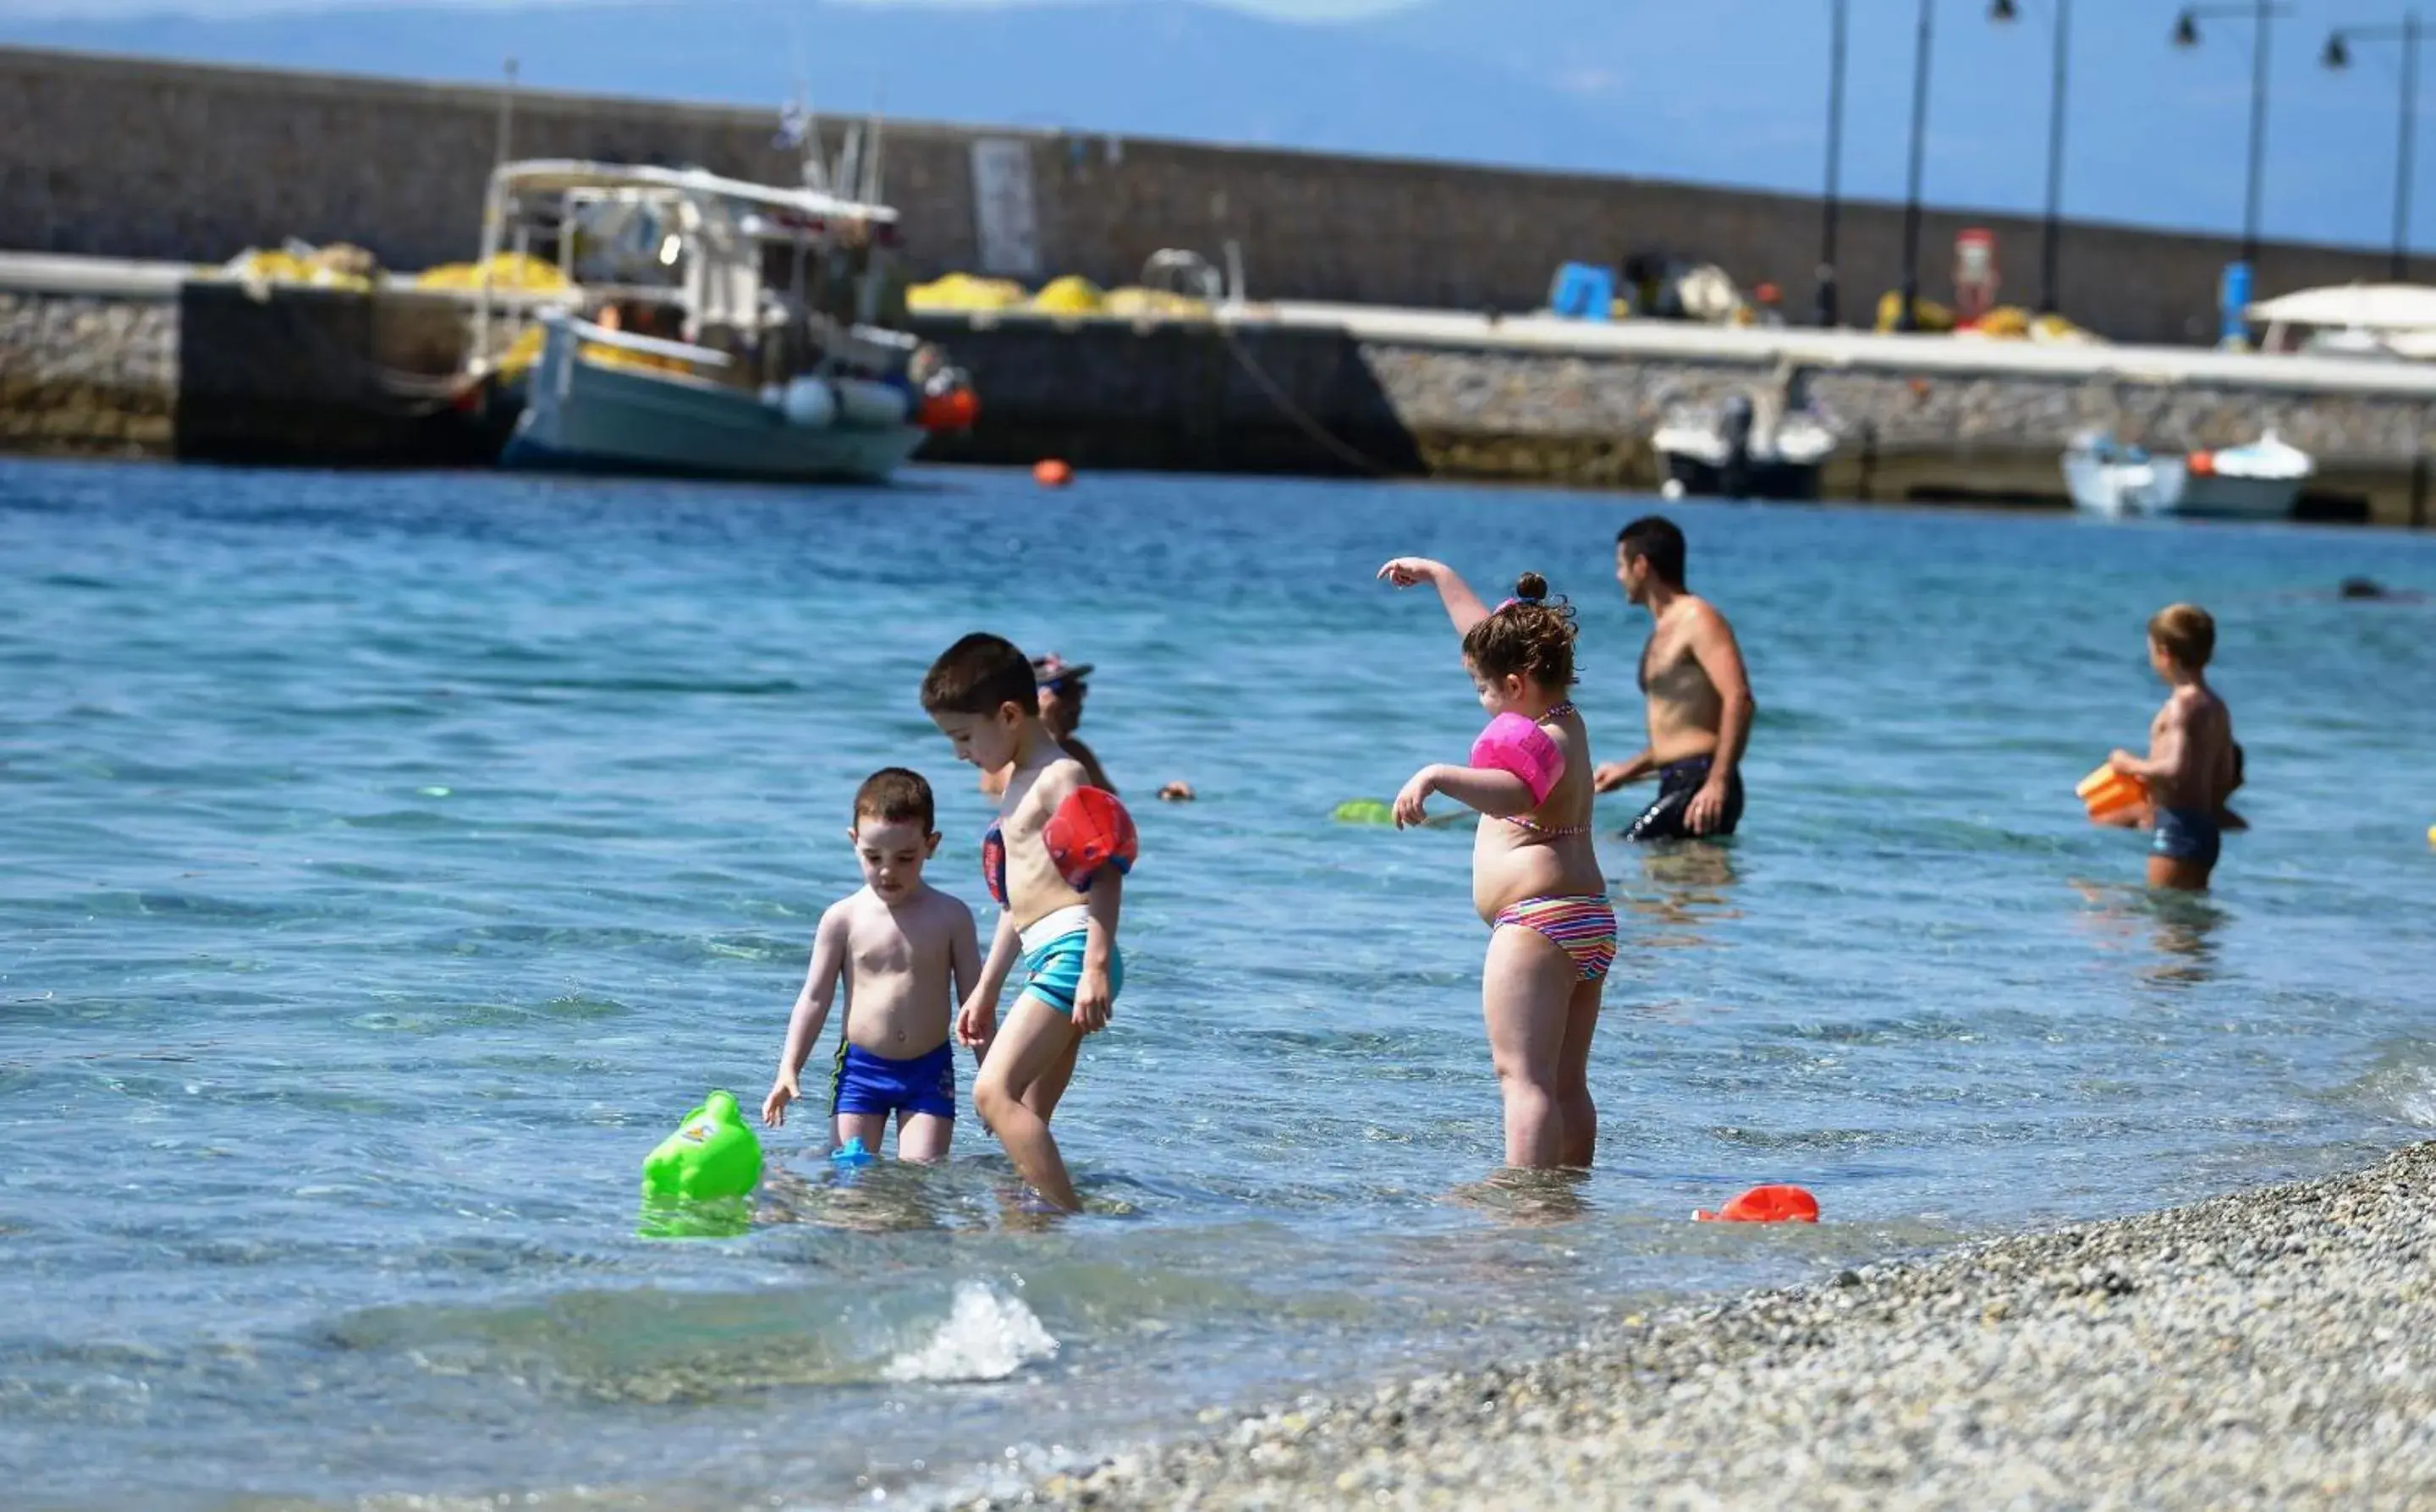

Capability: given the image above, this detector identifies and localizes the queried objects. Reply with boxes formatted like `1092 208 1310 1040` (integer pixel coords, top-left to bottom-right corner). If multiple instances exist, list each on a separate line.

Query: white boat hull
2063 448 2307 521
504 322 926 484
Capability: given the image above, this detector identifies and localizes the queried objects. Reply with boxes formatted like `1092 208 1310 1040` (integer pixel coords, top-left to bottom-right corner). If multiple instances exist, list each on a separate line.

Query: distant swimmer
1592 516 1757 840
2335 576 2428 603
2105 604 2239 892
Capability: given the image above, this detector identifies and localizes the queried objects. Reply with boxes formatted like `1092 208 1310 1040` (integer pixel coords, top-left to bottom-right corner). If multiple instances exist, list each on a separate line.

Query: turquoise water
4 458 2433 1509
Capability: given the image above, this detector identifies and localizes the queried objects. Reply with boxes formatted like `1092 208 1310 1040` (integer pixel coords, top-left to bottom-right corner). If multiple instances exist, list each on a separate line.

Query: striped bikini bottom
1492 894 1619 983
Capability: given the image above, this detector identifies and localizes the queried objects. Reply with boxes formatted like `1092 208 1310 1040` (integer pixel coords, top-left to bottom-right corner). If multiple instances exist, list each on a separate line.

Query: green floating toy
641 1090 763 1201
1333 799 1395 826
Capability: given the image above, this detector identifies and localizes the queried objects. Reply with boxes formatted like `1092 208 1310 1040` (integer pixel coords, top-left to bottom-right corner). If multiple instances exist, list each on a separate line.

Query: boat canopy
2245 283 2436 360
487 158 899 228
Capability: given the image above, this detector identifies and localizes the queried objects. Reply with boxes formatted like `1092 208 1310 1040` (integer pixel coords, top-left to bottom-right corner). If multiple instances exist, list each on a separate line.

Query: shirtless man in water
1592 516 1757 840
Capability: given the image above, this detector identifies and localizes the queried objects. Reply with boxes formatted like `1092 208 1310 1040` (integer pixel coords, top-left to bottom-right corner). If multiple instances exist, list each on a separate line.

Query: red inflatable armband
1043 787 1138 891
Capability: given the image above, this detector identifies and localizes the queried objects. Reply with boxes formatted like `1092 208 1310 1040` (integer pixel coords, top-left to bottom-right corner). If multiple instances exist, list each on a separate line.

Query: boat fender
780 377 839 429
834 377 911 428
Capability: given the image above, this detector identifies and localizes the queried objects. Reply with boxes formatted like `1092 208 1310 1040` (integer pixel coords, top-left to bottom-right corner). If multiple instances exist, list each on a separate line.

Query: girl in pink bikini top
1471 702 1591 838
1375 558 1617 1172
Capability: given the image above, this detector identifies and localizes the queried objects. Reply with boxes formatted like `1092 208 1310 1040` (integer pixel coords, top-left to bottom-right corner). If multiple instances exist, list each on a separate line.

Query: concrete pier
914 302 2436 524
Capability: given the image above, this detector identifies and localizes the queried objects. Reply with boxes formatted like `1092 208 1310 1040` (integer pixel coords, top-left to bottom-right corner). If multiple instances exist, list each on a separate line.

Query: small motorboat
2063 430 2314 520
1653 390 1837 502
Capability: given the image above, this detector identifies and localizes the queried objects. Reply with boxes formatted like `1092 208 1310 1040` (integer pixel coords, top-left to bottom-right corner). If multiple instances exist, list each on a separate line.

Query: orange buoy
1033 459 1074 488
1695 1184 1821 1223
2188 449 2218 477
2076 763 2148 822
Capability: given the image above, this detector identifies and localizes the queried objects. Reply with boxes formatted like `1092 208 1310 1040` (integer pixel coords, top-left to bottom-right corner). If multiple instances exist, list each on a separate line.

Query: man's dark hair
920 632 1037 718
853 767 936 833
1617 515 1687 586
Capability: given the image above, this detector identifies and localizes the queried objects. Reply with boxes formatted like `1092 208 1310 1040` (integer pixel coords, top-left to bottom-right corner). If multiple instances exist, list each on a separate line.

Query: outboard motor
1718 392 1757 498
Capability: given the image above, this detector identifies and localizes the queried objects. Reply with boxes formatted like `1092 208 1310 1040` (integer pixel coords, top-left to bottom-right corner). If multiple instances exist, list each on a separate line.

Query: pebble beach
973 1143 2436 1511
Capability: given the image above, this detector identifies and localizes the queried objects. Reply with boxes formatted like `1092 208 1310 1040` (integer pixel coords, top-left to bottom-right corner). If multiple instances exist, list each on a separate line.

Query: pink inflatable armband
1044 787 1139 891
1470 713 1564 805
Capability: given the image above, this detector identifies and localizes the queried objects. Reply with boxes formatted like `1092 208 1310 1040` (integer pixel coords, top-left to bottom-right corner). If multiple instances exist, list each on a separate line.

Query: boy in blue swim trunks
2107 603 2239 892
922 633 1137 1212
762 768 982 1161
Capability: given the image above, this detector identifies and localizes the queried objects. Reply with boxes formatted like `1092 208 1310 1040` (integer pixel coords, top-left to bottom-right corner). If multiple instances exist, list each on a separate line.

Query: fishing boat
2062 430 2314 520
461 159 975 483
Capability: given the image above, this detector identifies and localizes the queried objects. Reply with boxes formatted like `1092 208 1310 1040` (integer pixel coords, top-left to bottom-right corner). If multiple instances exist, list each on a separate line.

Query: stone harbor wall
0 290 179 457
0 45 2405 347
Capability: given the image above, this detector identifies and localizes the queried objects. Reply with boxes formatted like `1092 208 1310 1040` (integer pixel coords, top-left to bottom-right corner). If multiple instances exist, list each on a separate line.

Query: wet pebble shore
965 1144 2436 1510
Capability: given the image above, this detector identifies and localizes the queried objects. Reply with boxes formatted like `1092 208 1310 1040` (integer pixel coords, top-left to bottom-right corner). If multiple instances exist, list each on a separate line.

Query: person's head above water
921 632 1041 771
849 767 939 904
1461 572 1578 712
2147 602 2215 675
1032 653 1092 739
1615 515 1687 602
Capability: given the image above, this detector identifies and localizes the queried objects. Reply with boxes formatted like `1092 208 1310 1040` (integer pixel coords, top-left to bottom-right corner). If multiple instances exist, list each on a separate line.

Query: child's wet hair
1462 572 1578 690
921 632 1037 718
853 767 935 833
2147 603 2215 669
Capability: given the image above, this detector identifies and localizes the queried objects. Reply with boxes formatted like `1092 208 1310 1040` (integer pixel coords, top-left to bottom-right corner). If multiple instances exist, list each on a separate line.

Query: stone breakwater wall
0 45 2405 347
0 289 177 456
4 275 2429 525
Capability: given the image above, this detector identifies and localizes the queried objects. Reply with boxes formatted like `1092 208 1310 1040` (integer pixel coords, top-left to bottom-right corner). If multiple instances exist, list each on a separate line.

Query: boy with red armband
921 633 1138 1212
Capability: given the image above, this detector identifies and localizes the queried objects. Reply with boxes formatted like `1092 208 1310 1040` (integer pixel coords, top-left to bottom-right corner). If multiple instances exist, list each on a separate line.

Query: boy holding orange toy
2087 605 2241 891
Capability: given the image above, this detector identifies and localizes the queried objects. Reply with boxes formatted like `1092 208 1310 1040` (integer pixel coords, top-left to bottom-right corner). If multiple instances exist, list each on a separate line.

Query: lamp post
2325 14 2428 281
1818 0 1850 327
2173 4 2295 272
1990 0 2071 314
1897 0 1937 331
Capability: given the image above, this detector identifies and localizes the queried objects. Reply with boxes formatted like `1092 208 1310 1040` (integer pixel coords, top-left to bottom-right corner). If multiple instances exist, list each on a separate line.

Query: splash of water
883 1284 1059 1384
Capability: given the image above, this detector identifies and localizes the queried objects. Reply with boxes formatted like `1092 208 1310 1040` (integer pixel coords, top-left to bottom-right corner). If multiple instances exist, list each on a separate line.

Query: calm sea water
4 458 2433 1509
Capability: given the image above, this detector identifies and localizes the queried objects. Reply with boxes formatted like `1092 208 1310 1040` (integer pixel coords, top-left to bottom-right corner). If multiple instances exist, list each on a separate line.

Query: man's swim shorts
1625 755 1745 842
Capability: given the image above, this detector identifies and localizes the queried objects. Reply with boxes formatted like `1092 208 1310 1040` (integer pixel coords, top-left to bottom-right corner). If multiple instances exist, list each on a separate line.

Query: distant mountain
0 0 2411 250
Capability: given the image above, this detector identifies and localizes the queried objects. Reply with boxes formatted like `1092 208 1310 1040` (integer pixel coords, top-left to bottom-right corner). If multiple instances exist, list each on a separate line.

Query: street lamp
1818 0 1850 327
2172 4 2296 272
1897 0 1936 332
1991 0 2073 314
2324 14 2428 282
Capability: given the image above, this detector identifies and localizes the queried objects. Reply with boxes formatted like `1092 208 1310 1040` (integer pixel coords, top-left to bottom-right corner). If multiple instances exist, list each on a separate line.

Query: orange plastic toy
1033 458 1075 488
1695 1184 1821 1223
2076 764 2148 822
